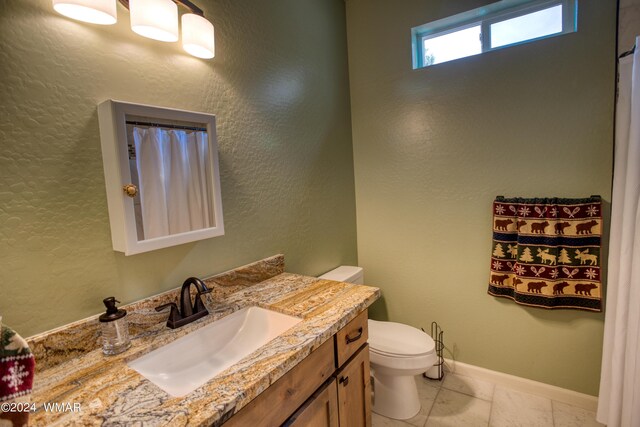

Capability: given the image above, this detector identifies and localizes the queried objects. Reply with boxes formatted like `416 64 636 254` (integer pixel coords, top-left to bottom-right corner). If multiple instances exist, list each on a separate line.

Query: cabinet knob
339 376 349 386
122 184 138 198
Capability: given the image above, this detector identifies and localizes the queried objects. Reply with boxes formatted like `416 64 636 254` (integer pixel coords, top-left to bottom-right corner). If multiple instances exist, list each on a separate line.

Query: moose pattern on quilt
487 196 602 312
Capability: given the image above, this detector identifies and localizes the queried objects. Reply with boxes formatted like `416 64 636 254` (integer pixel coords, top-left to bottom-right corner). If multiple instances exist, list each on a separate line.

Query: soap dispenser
99 297 131 355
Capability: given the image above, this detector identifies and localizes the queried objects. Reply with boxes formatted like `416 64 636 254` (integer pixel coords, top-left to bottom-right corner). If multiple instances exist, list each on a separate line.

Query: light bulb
129 0 179 42
182 14 215 59
52 0 117 25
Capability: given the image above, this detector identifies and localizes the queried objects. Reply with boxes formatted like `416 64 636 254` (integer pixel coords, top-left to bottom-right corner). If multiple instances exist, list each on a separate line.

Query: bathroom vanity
27 255 379 426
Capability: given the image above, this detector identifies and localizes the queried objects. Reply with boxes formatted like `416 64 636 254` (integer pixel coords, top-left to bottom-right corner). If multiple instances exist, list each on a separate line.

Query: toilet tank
318 266 364 284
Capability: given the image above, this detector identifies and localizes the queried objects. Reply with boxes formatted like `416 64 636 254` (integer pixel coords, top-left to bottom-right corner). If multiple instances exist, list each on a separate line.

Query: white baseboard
442 358 598 412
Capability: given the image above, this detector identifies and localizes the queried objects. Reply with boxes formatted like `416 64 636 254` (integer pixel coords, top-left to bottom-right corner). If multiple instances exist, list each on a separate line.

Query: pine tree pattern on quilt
487 196 602 312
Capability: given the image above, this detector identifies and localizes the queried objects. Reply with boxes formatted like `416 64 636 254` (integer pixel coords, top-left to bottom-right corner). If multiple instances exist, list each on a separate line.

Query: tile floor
371 372 604 427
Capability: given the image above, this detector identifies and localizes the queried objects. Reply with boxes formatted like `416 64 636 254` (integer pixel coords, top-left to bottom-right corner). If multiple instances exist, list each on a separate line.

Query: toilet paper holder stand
423 321 444 381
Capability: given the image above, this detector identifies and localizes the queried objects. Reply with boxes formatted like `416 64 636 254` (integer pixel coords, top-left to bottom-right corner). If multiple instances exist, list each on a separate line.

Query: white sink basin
128 306 302 397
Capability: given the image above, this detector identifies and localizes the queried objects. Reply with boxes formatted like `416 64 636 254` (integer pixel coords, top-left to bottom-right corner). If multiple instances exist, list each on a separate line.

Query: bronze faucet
156 277 212 329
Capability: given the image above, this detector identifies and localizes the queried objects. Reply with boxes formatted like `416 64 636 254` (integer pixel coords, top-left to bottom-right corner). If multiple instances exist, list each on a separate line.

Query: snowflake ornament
518 206 531 217
495 204 506 215
492 261 503 270
550 207 558 217
550 269 559 279
515 265 526 275
586 205 599 217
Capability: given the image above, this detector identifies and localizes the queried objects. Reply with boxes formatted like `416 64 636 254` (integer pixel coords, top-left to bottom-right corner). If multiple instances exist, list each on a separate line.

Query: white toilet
319 266 437 420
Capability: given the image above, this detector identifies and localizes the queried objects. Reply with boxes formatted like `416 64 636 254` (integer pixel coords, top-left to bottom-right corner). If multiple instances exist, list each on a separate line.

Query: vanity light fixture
52 0 118 25
181 13 215 59
129 0 179 42
51 0 215 59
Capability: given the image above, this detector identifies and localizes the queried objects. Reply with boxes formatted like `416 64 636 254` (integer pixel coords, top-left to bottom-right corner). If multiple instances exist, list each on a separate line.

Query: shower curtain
597 37 640 426
133 127 211 240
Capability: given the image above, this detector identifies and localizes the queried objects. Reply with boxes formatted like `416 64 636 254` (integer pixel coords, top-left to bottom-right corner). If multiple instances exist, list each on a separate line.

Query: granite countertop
28 258 379 426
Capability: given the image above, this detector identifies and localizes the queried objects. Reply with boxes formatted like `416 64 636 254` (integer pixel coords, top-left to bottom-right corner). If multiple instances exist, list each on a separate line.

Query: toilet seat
368 319 435 358
369 348 438 374
370 347 432 358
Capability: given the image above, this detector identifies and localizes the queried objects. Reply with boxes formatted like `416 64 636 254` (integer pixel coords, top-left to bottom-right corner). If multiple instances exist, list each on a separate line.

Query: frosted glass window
423 26 482 66
491 5 563 48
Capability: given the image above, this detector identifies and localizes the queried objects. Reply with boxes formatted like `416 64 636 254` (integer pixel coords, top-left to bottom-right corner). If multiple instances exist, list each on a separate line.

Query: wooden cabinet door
284 378 339 427
336 344 371 427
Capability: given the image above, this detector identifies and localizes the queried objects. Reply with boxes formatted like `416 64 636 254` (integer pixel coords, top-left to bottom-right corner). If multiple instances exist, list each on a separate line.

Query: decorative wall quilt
487 196 602 312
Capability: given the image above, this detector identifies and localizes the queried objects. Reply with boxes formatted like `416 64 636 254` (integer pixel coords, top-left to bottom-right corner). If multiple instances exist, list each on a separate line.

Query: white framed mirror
98 100 224 255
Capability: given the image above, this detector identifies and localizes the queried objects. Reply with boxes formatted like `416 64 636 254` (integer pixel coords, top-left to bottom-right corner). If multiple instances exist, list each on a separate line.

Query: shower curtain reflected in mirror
133 126 212 240
597 36 640 427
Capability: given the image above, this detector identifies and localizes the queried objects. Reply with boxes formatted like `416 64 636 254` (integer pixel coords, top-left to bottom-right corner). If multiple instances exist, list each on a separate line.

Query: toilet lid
368 319 435 357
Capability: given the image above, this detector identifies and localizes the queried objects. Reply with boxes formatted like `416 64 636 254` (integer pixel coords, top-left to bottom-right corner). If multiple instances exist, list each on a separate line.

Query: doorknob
122 184 138 197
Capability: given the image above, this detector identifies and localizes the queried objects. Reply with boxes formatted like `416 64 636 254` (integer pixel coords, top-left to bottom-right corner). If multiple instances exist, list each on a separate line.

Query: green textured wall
0 0 357 337
346 0 615 395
